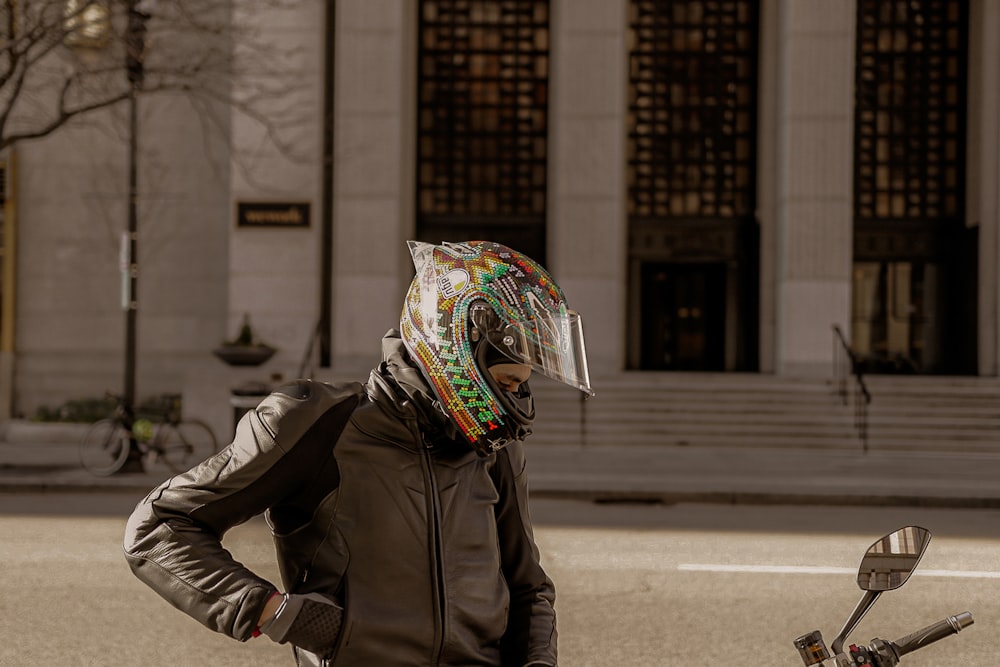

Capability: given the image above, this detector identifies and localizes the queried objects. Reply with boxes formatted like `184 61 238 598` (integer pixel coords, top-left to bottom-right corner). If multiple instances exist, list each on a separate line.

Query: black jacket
123 332 557 666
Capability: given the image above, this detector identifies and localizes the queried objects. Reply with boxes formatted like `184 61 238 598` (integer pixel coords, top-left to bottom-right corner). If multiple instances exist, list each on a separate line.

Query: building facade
2 0 999 441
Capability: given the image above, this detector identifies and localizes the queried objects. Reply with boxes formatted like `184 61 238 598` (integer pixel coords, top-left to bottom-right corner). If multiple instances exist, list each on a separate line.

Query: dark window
627 0 758 222
416 0 550 262
852 0 973 375
626 0 760 372
854 0 967 225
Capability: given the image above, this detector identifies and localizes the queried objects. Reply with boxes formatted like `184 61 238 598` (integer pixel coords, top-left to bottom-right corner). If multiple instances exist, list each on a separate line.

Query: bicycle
79 392 219 476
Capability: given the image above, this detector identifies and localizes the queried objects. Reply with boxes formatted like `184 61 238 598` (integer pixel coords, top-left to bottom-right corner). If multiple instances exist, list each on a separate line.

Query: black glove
261 592 344 658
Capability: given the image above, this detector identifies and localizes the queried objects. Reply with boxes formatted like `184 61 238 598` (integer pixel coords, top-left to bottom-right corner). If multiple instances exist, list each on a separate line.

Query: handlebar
893 612 974 657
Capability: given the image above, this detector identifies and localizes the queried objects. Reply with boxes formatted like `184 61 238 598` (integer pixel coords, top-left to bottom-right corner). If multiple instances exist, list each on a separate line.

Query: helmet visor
489 310 593 396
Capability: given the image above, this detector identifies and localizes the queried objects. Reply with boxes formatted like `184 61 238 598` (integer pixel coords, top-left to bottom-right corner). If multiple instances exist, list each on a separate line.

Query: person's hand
260 592 343 658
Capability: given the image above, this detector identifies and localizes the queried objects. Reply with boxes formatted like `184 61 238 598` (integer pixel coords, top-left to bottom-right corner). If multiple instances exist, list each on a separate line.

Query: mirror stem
831 590 881 655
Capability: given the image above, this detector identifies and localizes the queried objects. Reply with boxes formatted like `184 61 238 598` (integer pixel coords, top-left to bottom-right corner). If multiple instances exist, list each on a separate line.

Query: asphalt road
1 492 996 666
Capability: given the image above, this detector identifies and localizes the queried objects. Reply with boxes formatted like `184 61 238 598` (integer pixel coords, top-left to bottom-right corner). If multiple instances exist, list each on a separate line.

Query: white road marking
679 564 854 575
678 564 1000 579
916 569 1000 579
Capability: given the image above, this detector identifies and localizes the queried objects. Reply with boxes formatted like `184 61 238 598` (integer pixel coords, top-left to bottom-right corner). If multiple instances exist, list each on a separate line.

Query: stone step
529 434 996 452
528 373 1000 453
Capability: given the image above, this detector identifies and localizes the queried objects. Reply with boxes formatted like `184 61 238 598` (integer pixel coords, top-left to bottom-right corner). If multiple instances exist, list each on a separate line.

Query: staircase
862 375 1000 452
528 372 1000 453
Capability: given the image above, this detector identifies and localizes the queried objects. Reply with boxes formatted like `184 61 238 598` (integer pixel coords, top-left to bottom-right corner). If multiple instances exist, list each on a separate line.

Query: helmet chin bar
468 396 533 455
468 327 535 457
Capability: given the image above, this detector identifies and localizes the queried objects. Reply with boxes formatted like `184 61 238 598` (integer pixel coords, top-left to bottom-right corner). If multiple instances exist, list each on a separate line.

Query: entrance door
852 260 947 373
640 262 725 371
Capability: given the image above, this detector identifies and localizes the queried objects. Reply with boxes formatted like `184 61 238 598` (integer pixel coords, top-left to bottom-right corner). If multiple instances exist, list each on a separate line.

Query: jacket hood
368 330 462 446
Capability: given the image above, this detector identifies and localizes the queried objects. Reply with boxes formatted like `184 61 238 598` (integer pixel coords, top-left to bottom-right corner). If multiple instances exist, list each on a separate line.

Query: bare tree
0 0 313 156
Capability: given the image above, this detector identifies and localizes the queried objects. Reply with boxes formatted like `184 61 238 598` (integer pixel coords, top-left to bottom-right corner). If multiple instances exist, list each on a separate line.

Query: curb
3 472 1000 510
528 488 1000 509
0 474 164 495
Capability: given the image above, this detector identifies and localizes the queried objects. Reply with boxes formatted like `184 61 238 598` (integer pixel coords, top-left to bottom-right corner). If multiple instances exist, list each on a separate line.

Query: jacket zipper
417 428 448 665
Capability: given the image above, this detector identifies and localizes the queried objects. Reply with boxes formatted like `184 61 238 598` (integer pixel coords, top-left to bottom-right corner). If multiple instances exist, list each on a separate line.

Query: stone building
2 0 999 445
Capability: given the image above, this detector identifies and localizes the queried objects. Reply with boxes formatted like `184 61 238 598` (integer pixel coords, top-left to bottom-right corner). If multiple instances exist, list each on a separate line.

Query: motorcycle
793 526 973 666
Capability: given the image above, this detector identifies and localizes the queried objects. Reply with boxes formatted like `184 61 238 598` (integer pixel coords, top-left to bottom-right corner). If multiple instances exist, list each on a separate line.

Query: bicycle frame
80 392 218 476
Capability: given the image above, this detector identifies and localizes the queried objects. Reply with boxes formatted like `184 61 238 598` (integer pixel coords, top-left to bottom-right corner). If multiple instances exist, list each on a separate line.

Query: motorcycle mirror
856 526 931 591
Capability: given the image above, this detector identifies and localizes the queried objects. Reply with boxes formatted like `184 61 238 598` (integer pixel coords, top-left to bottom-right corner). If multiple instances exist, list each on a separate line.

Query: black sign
237 202 310 228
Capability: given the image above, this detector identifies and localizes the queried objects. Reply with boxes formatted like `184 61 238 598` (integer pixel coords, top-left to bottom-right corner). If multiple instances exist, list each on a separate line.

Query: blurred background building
2 0 999 448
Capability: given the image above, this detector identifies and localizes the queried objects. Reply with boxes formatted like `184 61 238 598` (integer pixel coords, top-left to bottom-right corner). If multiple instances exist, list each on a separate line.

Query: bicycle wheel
156 419 219 472
79 419 132 476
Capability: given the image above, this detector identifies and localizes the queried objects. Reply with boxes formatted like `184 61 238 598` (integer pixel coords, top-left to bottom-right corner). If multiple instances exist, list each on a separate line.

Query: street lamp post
119 1 151 473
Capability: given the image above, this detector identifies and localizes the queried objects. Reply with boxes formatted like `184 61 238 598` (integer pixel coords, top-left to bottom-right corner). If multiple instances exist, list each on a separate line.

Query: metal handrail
832 325 872 452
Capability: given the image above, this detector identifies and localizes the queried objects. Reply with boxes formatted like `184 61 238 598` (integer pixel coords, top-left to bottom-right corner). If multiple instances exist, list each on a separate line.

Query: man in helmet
124 240 593 666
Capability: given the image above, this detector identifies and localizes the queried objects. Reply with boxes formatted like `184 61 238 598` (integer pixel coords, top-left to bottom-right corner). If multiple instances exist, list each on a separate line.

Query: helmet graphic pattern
400 240 567 443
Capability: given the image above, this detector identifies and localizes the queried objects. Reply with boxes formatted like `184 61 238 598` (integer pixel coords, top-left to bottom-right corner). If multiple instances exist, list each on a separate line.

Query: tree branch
0 0 316 161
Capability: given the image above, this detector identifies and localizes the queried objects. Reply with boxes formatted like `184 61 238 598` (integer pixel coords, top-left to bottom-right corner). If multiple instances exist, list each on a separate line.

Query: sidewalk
1 422 999 508
525 444 1000 508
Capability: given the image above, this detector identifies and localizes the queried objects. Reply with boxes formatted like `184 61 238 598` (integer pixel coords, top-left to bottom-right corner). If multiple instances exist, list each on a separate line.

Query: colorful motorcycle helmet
400 240 593 455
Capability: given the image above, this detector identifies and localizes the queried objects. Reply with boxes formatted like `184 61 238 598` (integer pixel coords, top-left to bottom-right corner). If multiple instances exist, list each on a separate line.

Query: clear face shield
482 308 594 397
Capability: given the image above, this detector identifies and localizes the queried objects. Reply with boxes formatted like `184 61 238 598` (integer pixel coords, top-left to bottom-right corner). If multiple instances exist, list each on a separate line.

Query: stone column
331 0 414 371
766 0 855 377
548 0 629 377
969 0 1000 376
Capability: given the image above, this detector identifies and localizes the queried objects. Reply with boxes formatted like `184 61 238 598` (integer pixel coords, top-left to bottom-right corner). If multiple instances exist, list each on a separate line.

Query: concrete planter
2 419 91 444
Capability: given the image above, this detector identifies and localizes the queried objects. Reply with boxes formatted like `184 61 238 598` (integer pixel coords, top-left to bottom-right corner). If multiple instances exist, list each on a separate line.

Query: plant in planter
212 314 277 366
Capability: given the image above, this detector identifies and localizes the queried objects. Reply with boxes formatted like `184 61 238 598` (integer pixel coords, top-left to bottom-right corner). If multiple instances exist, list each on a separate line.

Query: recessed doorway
639 262 726 371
